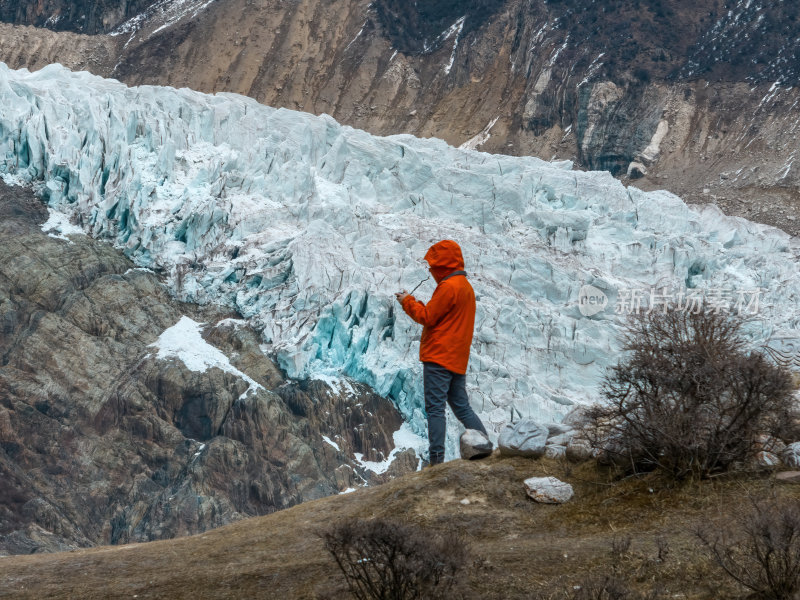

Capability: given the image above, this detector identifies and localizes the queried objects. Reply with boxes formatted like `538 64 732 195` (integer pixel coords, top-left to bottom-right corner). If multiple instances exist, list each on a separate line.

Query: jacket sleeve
400 284 455 327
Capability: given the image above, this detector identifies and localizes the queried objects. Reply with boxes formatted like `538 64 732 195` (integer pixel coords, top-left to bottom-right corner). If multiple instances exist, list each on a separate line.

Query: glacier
1 63 799 459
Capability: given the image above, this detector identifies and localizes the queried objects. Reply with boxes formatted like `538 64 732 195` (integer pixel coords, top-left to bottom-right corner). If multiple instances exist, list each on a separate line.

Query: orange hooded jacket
400 240 475 374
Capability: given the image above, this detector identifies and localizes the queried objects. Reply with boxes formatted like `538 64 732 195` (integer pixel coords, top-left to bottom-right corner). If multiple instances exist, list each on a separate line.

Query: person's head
424 240 465 283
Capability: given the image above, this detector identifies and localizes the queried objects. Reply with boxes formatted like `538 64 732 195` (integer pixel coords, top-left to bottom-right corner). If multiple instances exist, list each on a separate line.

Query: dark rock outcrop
0 0 159 34
0 181 415 555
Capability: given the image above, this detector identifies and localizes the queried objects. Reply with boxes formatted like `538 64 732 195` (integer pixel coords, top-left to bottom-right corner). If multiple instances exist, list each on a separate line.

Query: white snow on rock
459 117 500 151
0 64 799 458
354 422 426 474
150 315 264 399
321 435 341 452
41 207 85 243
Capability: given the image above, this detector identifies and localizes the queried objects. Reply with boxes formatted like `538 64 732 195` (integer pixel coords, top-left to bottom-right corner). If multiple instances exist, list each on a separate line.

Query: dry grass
1 455 799 599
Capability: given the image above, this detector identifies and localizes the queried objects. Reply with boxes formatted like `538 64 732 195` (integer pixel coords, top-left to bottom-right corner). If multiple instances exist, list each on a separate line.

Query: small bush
586 308 795 479
321 517 469 600
697 497 800 599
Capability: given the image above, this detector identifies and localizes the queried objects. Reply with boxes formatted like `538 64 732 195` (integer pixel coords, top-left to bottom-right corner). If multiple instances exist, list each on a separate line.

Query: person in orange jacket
395 240 489 465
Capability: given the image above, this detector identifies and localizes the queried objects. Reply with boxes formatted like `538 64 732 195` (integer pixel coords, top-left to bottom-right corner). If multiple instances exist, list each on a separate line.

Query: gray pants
423 362 488 464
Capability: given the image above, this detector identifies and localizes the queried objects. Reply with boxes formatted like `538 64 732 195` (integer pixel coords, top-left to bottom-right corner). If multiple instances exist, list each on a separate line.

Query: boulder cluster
459 409 800 505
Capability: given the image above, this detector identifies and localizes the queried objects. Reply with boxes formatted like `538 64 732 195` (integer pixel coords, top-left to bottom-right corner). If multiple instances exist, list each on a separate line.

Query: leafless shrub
610 535 632 567
654 536 669 563
696 496 800 599
585 308 795 479
321 517 469 600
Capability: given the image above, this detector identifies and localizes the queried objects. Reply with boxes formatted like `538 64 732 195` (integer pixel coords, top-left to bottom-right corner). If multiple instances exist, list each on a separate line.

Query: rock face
459 429 493 460
1 0 800 235
0 182 417 555
0 0 158 34
498 420 548 458
523 476 574 504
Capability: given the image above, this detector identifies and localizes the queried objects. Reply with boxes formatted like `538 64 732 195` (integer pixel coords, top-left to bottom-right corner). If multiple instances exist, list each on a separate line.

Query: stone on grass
776 471 800 484
781 442 800 468
498 419 548 458
460 429 493 460
524 476 574 504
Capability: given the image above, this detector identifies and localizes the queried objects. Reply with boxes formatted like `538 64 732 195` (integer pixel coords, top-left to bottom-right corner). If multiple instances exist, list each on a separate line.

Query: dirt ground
2 454 798 599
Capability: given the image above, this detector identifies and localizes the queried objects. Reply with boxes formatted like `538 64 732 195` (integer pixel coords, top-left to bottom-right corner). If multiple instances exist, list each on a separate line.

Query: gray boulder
781 442 800 468
754 451 781 469
524 476 574 504
545 445 566 460
498 419 548 458
460 429 493 460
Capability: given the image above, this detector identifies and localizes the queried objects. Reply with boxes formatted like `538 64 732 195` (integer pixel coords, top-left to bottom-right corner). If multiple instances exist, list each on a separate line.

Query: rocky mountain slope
0 180 417 556
0 0 798 234
3 454 800 599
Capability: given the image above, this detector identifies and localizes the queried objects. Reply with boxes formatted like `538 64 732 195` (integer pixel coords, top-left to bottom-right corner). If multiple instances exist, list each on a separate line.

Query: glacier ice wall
1 63 799 458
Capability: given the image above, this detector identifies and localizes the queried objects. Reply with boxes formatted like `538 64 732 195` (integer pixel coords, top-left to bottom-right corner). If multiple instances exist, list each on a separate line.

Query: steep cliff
0 0 158 34
0 181 417 555
0 0 797 234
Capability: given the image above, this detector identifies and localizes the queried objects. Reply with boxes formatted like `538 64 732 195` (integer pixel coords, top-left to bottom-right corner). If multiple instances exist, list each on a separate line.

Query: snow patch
41 208 85 243
150 316 263 399
322 435 341 451
215 318 247 329
354 422 426 474
314 374 359 397
124 267 156 275
459 117 499 150
344 21 366 52
640 120 669 164
443 16 466 75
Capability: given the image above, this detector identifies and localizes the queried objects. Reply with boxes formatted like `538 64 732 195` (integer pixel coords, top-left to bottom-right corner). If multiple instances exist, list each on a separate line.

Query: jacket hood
424 240 465 270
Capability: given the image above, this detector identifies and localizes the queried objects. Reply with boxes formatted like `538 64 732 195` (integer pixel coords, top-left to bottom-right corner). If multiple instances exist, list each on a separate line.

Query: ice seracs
0 63 798 459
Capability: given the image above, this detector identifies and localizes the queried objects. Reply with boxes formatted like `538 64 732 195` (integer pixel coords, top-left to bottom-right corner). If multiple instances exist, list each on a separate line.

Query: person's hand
395 291 409 304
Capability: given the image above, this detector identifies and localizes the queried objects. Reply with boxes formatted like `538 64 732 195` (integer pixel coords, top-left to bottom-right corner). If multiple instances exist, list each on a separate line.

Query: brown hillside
2 455 798 599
